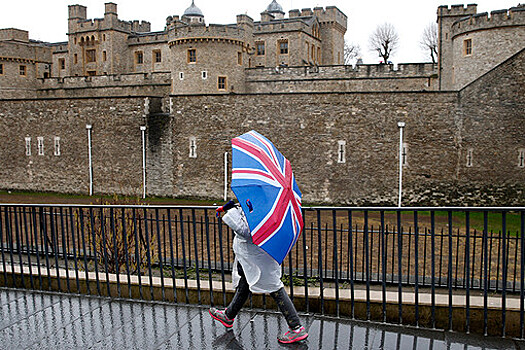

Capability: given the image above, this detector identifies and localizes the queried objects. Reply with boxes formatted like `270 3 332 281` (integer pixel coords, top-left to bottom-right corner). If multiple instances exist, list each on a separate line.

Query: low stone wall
2 265 522 338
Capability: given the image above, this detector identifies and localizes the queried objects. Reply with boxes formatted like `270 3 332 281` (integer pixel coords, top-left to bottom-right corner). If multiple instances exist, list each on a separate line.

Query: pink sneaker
277 325 309 344
209 308 234 329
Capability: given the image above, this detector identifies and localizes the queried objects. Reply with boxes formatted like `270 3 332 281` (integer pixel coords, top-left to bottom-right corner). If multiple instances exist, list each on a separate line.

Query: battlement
36 71 171 92
246 62 437 81
69 3 151 34
437 4 477 18
452 5 525 36
287 6 347 28
0 28 29 42
127 31 168 45
168 23 247 43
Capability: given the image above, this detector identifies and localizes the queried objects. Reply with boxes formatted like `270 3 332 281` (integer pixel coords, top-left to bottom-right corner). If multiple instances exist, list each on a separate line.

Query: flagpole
224 152 228 201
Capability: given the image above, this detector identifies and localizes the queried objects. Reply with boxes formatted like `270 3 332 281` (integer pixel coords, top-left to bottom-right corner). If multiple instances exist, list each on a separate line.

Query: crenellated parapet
451 5 525 37
437 4 478 18
168 24 248 48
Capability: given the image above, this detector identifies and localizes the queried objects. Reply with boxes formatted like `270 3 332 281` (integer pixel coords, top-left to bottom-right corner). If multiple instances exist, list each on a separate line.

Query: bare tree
420 22 438 64
344 41 360 65
369 23 399 64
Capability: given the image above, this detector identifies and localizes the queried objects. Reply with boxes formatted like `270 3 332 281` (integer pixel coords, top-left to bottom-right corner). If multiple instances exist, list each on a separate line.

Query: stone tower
168 1 251 94
436 4 477 90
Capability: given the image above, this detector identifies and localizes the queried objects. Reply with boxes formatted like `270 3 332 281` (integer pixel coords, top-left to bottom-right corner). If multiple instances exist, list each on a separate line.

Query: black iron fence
0 204 524 338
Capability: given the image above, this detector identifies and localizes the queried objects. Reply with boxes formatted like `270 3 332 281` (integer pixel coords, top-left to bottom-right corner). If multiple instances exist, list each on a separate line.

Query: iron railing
0 204 524 338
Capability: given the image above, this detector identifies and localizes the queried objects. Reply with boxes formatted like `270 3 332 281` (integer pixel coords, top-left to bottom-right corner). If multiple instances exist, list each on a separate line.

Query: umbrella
231 130 304 264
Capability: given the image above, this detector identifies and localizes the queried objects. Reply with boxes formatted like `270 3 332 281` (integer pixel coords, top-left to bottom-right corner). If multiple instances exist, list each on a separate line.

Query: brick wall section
0 97 146 196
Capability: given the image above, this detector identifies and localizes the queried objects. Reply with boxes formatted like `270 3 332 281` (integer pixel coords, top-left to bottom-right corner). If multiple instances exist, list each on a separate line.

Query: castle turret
436 4 477 90
266 0 285 20
182 1 205 25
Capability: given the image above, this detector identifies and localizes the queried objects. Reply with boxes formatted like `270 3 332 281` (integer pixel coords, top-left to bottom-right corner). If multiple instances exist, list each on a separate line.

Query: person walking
209 201 308 344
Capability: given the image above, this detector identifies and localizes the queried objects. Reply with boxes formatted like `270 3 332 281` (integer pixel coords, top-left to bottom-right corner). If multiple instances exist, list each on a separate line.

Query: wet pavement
1 288 524 350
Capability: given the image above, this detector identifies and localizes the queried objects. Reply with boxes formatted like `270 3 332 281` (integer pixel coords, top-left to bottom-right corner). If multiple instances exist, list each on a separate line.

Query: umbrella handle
216 200 235 217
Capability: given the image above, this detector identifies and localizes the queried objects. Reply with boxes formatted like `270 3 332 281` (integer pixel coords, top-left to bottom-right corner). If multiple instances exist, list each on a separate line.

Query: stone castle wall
245 63 438 93
450 6 525 89
0 97 148 196
1 48 523 206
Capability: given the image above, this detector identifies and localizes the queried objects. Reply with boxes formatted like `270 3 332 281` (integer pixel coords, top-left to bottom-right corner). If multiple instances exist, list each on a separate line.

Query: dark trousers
225 263 301 329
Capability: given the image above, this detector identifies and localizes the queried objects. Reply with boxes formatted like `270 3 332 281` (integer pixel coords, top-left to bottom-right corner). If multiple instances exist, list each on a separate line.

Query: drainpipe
141 126 147 199
397 122 406 207
86 124 93 196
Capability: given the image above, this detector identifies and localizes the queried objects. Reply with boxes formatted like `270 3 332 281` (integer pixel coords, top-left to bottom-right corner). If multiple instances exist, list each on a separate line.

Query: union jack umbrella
231 130 304 264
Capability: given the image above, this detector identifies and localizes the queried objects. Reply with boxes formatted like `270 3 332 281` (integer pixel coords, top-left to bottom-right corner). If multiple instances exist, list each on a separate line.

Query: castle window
279 40 289 55
311 44 315 61
201 71 207 80
237 52 243 65
256 42 265 56
153 50 162 63
466 148 473 167
0 63 3 75
401 143 408 167
86 49 96 63
218 76 227 90
25 137 31 156
337 141 346 164
59 58 65 70
74 54 78 64
463 39 472 56
317 47 321 63
103 34 106 41
103 51 107 61
179 72 184 80
518 149 525 168
187 49 197 63
19 65 26 76
37 137 44 156
189 137 197 158
135 51 144 64
54 137 61 156
87 71 96 76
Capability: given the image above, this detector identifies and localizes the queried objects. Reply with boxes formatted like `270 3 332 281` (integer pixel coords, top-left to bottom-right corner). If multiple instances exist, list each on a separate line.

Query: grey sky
0 0 519 64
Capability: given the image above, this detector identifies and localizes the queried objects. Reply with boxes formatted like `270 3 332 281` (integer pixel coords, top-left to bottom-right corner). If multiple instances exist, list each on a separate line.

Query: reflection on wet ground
1 288 524 349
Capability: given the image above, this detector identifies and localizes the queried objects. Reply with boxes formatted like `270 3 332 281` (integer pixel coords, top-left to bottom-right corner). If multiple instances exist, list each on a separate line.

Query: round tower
167 1 251 95
448 5 525 89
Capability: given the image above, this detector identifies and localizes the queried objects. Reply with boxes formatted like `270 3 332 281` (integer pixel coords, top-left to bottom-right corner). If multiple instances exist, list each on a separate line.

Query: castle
0 1 524 205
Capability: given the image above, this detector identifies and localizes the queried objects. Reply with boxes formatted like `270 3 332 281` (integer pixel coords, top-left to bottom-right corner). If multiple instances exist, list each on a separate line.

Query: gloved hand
216 200 235 217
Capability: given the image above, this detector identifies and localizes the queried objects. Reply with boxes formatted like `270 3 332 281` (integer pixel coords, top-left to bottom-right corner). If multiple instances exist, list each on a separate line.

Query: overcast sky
0 0 519 64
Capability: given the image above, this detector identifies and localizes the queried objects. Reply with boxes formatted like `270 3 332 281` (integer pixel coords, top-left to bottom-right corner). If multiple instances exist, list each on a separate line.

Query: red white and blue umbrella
231 130 304 264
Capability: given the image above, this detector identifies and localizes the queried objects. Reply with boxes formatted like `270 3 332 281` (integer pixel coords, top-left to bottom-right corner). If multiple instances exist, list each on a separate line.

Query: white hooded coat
222 206 284 294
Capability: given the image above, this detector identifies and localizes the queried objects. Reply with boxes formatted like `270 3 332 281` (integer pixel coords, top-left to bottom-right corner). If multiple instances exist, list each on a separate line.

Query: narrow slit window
179 72 184 80
37 137 44 156
402 142 408 167
337 141 346 164
202 71 207 80
54 137 61 156
25 137 31 156
466 148 473 167
189 137 197 158
518 148 525 168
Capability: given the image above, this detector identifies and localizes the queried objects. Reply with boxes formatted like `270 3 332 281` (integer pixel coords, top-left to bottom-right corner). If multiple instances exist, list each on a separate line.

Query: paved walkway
1 288 524 350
